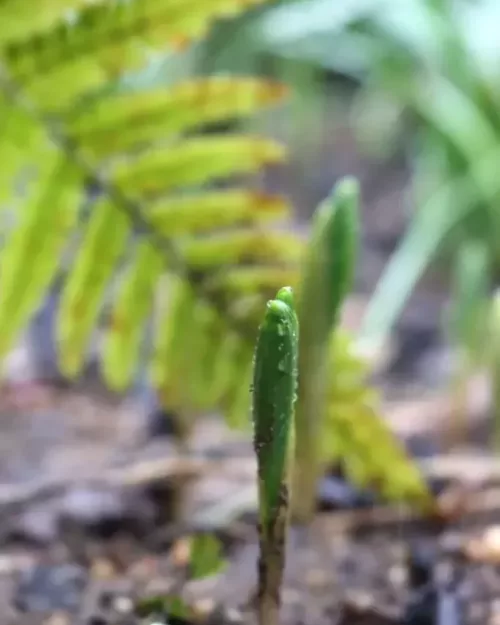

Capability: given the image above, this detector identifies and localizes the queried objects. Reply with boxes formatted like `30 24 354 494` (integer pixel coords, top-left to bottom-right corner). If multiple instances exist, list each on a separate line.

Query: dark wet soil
0 339 497 625
4 451 500 625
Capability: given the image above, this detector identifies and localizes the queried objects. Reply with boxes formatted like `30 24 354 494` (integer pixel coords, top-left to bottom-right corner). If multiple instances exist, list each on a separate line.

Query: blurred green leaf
189 533 226 580
448 240 491 363
167 596 192 620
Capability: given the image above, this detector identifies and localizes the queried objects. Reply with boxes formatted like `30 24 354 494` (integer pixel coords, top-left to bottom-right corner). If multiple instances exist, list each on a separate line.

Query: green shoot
293 177 359 524
252 286 299 625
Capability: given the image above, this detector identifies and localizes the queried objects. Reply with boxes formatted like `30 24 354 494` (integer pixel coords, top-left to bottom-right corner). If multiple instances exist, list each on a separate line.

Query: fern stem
292 179 358 525
252 288 298 625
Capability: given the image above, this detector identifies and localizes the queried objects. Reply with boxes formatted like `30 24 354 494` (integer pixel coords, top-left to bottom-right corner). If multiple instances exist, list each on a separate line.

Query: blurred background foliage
189 0 500 363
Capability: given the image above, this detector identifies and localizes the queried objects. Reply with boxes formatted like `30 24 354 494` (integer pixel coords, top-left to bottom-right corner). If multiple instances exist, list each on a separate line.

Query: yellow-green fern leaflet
0 154 82 359
3 0 280 111
146 191 289 236
69 77 288 158
150 276 198 410
112 135 286 199
103 243 163 390
57 199 129 377
181 230 303 269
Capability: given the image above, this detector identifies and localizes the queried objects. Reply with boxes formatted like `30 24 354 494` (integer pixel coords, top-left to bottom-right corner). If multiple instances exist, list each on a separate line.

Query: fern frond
68 77 289 158
2 0 276 111
147 191 289 235
0 96 52 203
102 243 164 389
112 135 286 198
57 198 129 377
149 277 254 419
3 0 273 56
0 149 83 360
181 230 303 268
222 342 254 429
0 0 90 46
150 277 197 403
200 330 243 411
324 331 432 508
205 267 300 296
185 303 230 410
